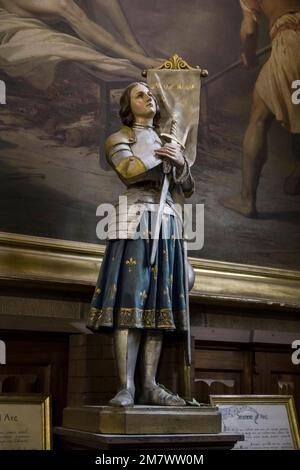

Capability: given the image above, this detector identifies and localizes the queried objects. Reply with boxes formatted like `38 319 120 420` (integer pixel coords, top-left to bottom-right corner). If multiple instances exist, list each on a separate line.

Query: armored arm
173 159 195 198
109 145 148 183
105 126 158 186
154 142 195 198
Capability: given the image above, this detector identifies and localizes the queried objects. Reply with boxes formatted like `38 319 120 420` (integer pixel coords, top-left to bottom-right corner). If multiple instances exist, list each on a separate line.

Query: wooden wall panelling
0 331 69 425
0 364 50 393
254 351 300 418
192 342 252 403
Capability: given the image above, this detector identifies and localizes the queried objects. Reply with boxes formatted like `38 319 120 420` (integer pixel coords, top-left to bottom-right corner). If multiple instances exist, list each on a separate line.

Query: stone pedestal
55 404 243 450
54 427 243 451
62 405 221 435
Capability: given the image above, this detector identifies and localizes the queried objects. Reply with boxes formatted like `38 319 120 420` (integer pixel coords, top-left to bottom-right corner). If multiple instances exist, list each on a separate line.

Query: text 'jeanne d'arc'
150 82 195 91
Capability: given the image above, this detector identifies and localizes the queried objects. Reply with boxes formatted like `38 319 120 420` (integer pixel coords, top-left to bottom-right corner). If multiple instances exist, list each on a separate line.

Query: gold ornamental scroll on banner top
147 55 208 166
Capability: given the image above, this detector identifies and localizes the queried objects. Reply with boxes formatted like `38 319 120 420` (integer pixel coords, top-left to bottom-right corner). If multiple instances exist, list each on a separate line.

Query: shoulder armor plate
105 126 136 158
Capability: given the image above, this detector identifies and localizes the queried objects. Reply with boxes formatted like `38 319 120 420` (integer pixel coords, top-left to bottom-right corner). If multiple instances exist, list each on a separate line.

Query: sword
150 119 184 266
183 238 192 367
150 119 192 371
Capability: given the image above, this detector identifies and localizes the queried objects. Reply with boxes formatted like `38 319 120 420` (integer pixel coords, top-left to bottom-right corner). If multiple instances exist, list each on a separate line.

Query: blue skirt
87 213 188 332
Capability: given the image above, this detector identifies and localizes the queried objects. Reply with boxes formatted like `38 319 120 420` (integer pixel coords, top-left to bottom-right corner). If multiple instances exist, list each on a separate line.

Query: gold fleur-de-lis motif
171 234 176 241
126 257 137 272
151 265 158 280
180 292 185 299
163 287 169 296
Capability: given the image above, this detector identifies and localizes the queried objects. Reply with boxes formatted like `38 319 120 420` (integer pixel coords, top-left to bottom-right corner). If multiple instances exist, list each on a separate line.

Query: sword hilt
160 119 185 149
163 160 172 175
170 119 177 138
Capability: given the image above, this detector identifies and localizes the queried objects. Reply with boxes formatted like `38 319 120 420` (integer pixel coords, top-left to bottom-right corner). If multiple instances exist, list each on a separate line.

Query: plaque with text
0 394 51 450
210 395 300 450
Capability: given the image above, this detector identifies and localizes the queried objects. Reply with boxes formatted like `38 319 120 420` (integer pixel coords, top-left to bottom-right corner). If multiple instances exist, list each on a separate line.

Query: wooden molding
0 232 299 309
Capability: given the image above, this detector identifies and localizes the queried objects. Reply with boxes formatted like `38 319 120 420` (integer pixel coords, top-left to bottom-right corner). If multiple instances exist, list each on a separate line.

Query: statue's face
130 83 156 120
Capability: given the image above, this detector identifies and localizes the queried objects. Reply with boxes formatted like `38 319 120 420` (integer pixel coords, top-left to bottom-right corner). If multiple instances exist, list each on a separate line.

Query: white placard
210 395 300 450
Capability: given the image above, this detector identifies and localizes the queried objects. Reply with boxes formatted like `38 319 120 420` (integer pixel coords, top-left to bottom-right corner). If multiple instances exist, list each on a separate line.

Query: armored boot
139 331 186 406
109 329 141 407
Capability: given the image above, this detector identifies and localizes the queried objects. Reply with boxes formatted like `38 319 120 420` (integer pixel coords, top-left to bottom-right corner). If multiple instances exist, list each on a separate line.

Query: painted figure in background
0 0 159 89
87 82 195 407
223 0 300 217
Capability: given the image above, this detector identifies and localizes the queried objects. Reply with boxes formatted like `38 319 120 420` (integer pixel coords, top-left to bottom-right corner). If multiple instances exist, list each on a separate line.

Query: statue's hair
119 82 160 128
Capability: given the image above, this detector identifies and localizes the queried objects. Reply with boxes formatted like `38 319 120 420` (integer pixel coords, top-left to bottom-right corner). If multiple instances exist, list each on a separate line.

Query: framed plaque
210 395 300 450
0 394 51 450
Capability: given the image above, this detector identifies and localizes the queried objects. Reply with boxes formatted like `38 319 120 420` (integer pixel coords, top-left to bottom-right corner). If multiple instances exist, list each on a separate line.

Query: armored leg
109 329 141 407
139 331 186 406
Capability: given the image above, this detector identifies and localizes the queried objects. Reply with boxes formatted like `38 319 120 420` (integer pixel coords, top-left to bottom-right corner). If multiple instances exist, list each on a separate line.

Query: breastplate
131 127 162 171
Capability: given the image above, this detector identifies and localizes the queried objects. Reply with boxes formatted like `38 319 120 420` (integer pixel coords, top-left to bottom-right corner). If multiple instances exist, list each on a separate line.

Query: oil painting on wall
0 0 299 270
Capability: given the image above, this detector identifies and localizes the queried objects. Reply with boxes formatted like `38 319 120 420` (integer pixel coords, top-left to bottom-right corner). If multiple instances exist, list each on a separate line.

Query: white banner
147 69 202 167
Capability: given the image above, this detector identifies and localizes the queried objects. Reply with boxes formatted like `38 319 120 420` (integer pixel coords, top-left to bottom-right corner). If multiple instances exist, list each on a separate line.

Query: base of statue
53 427 244 451
62 405 221 434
